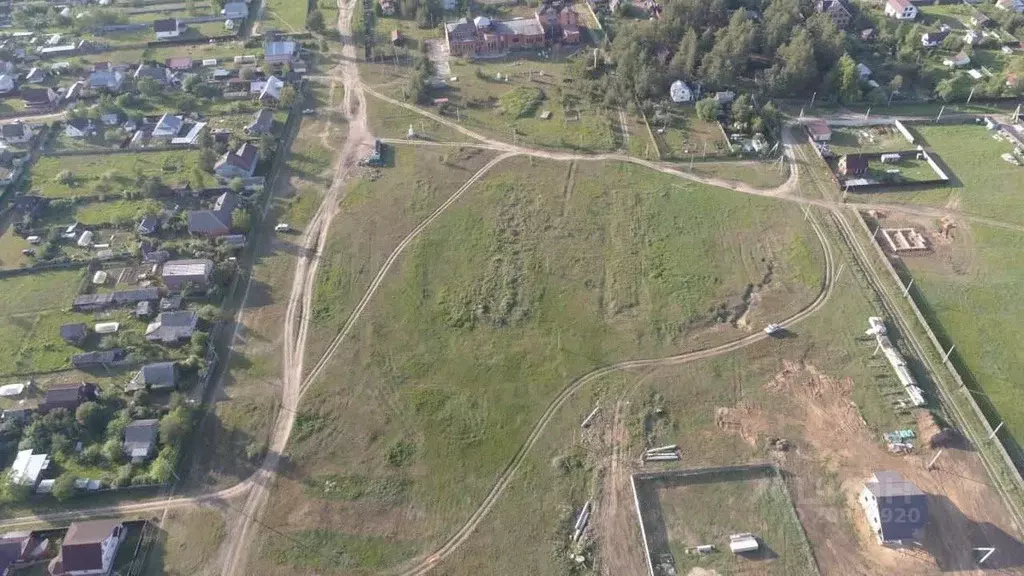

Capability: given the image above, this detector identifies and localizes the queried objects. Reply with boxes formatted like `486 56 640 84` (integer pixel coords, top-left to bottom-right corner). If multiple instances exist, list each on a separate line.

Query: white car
274 223 291 232
764 323 783 335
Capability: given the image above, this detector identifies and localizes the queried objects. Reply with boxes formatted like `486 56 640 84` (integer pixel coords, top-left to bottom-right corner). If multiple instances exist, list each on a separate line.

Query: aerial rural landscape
0 0 1020 574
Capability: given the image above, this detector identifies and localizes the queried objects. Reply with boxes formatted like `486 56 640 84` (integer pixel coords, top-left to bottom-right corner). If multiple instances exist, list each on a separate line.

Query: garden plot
26 151 203 198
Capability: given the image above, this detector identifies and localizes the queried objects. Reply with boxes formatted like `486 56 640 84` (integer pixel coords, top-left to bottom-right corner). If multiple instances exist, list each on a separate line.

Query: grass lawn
368 52 623 152
689 160 791 190
265 0 308 31
27 151 203 198
0 269 83 315
72 199 164 227
248 156 827 574
652 470 816 576
863 156 940 184
143 40 252 65
653 108 730 160
364 93 471 142
142 507 227 576
903 222 1024 464
0 228 34 269
849 123 1024 225
828 126 910 156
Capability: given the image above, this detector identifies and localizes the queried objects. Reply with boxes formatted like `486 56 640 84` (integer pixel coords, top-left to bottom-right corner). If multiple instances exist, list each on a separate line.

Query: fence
854 211 1024 504
631 463 819 576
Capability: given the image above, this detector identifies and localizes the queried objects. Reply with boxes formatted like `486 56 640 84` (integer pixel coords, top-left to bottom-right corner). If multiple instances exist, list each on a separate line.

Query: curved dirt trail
388 194 836 576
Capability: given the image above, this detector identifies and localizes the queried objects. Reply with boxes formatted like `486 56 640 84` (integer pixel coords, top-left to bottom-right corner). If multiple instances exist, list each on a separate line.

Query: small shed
729 533 760 554
92 270 108 285
94 322 119 334
77 230 94 247
806 119 831 142
136 300 154 318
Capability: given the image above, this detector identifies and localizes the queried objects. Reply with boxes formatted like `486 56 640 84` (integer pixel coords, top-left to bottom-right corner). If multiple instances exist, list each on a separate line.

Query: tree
762 0 800 56
200 147 219 172
936 71 972 101
837 54 861 103
732 93 753 126
669 27 700 80
182 73 202 94
258 134 275 161
55 170 75 186
137 77 160 97
103 438 124 464
695 97 720 122
239 65 255 80
51 473 76 502
228 177 244 193
75 402 107 435
191 166 207 190
279 85 297 108
768 29 818 97
159 408 189 448
308 9 325 32
890 74 904 93
231 208 252 233
150 455 174 483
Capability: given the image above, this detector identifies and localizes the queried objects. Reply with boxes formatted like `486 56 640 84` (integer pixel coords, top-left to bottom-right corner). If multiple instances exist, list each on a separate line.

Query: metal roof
162 259 214 277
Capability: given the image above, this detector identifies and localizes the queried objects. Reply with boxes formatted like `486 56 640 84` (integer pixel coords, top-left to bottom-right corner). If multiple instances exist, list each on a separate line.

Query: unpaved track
391 200 837 576
218 0 376 573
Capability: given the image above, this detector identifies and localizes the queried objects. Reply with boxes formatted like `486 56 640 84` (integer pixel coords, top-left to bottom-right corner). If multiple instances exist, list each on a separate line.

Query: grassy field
690 160 791 190
265 0 308 31
302 144 499 368
0 269 83 315
247 156 828 574
364 94 472 142
849 123 1024 224
650 470 816 576
366 53 627 153
28 151 203 198
903 222 1024 463
344 207 933 576
142 507 227 576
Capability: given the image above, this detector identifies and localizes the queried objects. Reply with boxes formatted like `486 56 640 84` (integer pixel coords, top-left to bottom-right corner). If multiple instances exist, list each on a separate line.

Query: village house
23 67 45 84
188 193 234 237
944 50 971 68
884 0 917 19
0 74 14 94
60 322 88 345
134 62 173 85
259 76 284 102
128 361 178 392
921 30 950 47
49 520 126 576
166 56 193 71
997 0 1024 13
215 142 259 178
38 382 98 413
245 108 274 134
838 153 869 176
71 349 127 370
444 16 545 57
145 310 199 344
859 471 928 545
806 119 832 142
222 1 249 19
0 122 32 145
64 118 95 138
8 449 49 488
669 80 694 103
123 419 159 462
20 87 58 110
0 531 38 574
154 18 181 40
815 0 852 29
971 9 992 27
534 2 581 44
86 68 125 94
161 258 214 289
264 41 297 64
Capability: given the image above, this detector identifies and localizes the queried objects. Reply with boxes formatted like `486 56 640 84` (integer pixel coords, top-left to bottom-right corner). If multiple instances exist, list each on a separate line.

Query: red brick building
445 16 546 57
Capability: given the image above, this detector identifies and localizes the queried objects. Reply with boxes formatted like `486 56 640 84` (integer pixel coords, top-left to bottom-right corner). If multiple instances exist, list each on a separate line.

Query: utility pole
809 91 817 109
935 105 945 123
864 107 871 120
902 277 914 298
967 86 976 104
989 421 1005 440
941 344 956 363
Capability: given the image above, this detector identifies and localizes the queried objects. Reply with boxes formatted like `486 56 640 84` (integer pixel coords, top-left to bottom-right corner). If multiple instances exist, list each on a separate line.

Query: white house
964 30 982 45
669 79 693 103
65 118 94 138
154 18 181 40
856 62 872 79
859 471 928 545
884 0 917 19
8 449 49 488
921 30 949 47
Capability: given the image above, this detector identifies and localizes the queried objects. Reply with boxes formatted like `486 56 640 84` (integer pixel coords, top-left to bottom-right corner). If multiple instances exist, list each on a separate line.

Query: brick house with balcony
444 16 546 57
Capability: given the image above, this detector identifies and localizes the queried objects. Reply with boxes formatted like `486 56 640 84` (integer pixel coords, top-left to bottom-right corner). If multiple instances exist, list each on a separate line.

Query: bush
499 86 544 119
52 473 77 501
55 170 75 186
